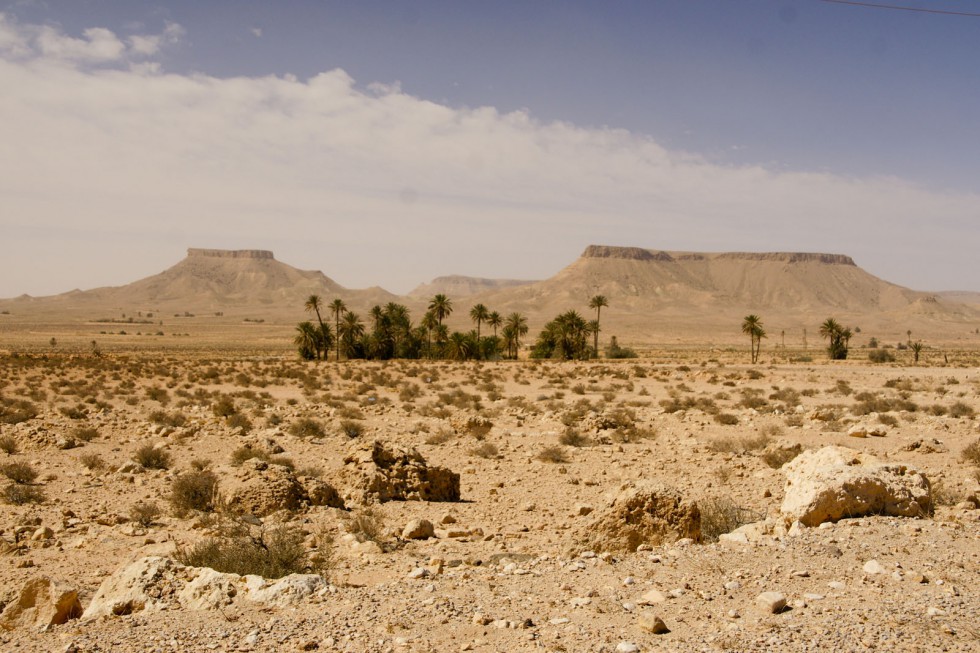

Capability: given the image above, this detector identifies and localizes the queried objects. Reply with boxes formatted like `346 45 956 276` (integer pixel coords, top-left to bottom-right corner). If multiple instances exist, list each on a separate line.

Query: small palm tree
339 312 365 360
294 321 318 360
910 341 923 363
429 294 453 326
487 311 502 339
504 312 528 359
741 314 766 364
588 295 608 357
446 331 472 361
819 318 848 360
304 295 329 360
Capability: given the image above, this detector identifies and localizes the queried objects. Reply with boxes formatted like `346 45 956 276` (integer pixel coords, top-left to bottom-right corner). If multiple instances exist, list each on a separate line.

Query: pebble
637 589 668 605
615 643 640 653
756 591 787 614
862 559 886 575
638 612 670 634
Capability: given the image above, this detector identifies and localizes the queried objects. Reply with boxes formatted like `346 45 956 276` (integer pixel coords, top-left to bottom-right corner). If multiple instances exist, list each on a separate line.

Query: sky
1 0 978 297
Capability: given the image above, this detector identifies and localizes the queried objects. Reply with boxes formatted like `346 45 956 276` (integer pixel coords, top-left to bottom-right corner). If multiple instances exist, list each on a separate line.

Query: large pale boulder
81 557 326 621
781 446 931 526
225 460 307 516
338 441 460 504
569 482 701 553
0 577 82 631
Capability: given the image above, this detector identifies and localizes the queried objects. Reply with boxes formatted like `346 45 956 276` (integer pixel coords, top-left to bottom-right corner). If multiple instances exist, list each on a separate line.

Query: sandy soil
0 348 978 652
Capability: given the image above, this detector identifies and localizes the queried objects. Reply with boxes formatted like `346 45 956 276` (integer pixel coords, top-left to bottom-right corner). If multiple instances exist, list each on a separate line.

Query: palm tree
339 312 365 360
504 312 528 359
446 331 472 361
819 317 847 360
420 311 438 359
293 321 318 360
428 294 453 326
304 294 329 360
470 303 490 340
588 295 608 357
487 311 502 339
329 298 346 361
741 314 766 364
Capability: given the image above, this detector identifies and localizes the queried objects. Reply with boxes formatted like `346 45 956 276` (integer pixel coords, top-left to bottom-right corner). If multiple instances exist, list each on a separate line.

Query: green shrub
170 470 219 515
133 444 172 470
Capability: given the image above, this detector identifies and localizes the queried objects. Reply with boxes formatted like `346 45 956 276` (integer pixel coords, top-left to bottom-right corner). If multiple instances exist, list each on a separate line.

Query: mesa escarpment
186 248 275 260
581 245 856 266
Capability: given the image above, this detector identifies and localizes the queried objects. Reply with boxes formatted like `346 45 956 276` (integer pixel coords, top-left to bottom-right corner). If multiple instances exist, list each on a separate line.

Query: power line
818 0 980 17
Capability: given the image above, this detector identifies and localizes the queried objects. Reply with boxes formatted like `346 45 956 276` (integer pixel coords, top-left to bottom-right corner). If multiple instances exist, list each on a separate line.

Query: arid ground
0 332 977 652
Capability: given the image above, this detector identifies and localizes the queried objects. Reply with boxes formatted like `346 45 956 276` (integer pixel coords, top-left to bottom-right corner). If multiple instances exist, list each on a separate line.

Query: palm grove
294 294 624 361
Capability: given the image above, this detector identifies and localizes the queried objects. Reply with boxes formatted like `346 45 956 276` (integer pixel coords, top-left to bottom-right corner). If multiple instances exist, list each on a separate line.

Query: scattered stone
637 589 668 605
0 577 82 631
862 560 886 575
615 643 640 653
338 441 461 503
638 611 670 634
756 591 787 614
402 518 435 540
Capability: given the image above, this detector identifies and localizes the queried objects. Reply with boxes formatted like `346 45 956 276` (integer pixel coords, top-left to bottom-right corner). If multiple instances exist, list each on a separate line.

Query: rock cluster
338 441 460 504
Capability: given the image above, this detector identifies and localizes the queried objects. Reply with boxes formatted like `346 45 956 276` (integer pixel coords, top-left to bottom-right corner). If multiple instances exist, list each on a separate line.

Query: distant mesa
187 248 275 260
409 275 537 299
581 245 855 266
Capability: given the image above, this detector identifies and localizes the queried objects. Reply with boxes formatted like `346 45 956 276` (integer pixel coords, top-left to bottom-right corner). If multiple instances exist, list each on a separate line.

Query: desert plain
0 247 978 653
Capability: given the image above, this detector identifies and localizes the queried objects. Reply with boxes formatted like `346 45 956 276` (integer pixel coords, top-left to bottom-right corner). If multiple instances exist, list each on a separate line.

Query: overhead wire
817 0 980 17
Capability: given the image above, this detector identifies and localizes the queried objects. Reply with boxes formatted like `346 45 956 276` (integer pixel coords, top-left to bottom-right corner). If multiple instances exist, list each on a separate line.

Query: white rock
616 643 640 653
636 588 668 605
402 519 435 540
863 559 886 575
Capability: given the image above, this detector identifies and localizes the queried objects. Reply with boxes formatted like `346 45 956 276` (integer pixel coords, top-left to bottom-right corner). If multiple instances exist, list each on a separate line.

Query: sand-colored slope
408 275 537 299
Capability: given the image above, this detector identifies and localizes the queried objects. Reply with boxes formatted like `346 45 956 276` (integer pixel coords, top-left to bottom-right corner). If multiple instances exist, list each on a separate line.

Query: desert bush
714 412 739 426
148 410 188 428
962 438 980 467
469 442 499 459
699 496 751 543
878 413 899 427
190 458 212 471
949 401 976 419
761 447 800 469
130 501 162 527
170 470 219 515
176 522 316 579
424 428 455 445
339 419 363 438
3 483 45 505
59 404 88 420
868 349 896 363
229 446 294 470
927 404 948 417
559 428 592 447
0 397 38 425
342 508 388 548
79 453 106 470
537 445 568 463
288 417 326 439
72 426 99 442
930 480 964 507
146 386 170 404
225 413 253 433
0 461 38 484
708 433 770 454
133 444 172 470
0 435 18 455
212 396 237 417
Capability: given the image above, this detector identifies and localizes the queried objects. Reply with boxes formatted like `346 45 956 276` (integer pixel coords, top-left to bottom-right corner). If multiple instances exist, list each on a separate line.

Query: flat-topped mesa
186 248 275 260
716 252 856 265
581 245 674 262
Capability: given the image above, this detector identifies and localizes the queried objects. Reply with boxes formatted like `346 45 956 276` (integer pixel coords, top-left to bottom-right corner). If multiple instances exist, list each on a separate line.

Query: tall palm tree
420 311 438 359
428 294 453 326
487 311 502 339
329 298 346 361
588 295 608 357
469 303 490 340
293 321 318 360
741 314 766 364
304 294 329 360
505 312 528 359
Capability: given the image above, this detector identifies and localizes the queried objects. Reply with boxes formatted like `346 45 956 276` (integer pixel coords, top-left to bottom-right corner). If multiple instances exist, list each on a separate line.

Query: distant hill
1 248 397 315
409 275 537 299
937 291 980 307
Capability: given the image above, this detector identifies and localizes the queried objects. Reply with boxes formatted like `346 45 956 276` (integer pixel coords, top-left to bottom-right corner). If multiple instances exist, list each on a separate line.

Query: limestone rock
177 567 240 610
0 577 82 631
756 591 787 614
246 574 327 606
338 441 460 504
226 460 307 517
300 476 346 509
780 446 931 526
402 518 436 540
569 482 700 553
81 556 184 620
638 611 670 634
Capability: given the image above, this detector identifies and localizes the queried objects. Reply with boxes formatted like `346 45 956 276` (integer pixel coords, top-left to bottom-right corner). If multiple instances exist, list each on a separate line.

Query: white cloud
0 16 977 298
251 27 262 38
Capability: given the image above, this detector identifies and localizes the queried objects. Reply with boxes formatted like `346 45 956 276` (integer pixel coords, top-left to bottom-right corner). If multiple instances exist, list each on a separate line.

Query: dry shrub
762 446 800 469
537 445 568 463
930 480 964 507
708 433 770 454
170 470 219 515
229 446 294 470
559 428 592 447
0 397 38 425
714 412 739 426
0 461 38 484
72 426 99 442
339 419 363 438
176 522 317 579
130 501 162 527
469 442 499 459
949 401 976 419
424 428 455 446
962 438 980 467
225 413 253 433
3 483 45 505
342 508 387 545
288 417 325 439
133 444 172 470
0 435 18 455
698 496 751 542
79 453 106 470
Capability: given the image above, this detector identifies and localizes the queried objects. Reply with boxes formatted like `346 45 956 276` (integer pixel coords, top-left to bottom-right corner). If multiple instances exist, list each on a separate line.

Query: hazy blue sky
2 0 978 296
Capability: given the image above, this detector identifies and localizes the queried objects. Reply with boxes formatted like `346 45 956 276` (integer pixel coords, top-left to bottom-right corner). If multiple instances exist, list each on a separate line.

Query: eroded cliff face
186 249 274 260
580 245 855 266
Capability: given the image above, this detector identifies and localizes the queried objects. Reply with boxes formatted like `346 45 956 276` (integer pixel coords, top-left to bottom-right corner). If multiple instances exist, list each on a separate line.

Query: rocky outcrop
569 482 701 553
780 446 932 526
0 577 82 631
338 441 460 504
581 245 673 262
716 252 856 265
186 248 274 260
225 460 345 517
81 557 326 621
